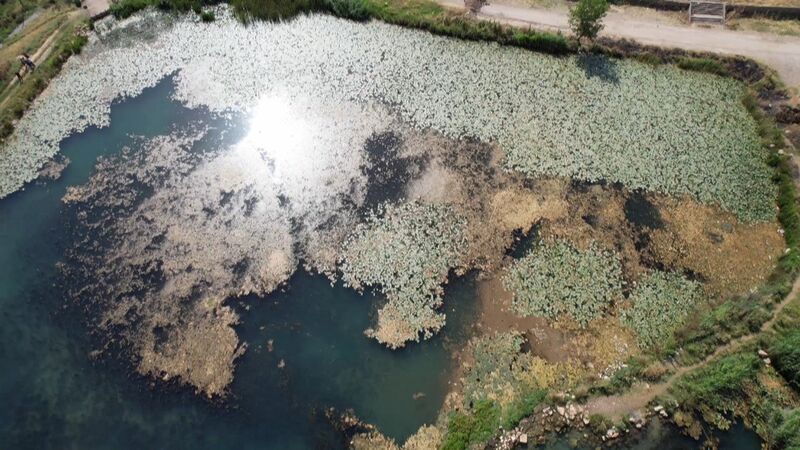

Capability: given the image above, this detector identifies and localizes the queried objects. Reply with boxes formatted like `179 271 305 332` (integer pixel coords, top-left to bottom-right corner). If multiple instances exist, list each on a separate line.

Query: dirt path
438 0 800 88
0 11 80 110
584 275 800 419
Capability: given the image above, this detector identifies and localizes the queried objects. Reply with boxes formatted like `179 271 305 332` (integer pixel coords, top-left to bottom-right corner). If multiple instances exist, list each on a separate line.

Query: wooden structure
689 1 727 24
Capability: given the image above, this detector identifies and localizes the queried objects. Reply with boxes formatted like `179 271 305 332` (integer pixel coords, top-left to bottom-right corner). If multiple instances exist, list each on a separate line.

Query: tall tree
569 0 609 43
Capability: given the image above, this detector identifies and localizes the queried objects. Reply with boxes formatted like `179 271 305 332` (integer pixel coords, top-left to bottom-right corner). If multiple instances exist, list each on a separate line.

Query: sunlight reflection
234 93 310 181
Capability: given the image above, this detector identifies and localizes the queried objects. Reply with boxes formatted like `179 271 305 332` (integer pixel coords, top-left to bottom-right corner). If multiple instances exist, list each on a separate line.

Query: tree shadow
576 53 620 84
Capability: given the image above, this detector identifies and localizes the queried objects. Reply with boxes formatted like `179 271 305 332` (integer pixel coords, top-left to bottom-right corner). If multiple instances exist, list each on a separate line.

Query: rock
583 417 590 425
758 349 769 358
763 358 771 365
567 404 577 420
557 406 566 416
606 427 620 440
653 405 664 412
519 433 528 444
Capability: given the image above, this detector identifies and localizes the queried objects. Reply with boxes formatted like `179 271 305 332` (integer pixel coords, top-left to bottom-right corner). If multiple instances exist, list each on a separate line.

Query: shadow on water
576 54 620 84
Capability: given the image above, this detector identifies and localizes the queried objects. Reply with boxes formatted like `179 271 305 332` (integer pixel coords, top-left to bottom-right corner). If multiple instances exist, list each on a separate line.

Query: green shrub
677 57 729 77
771 329 800 391
442 400 501 450
324 0 369 21
230 0 323 22
775 409 800 450
200 10 215 21
634 52 663 66
512 31 569 55
502 389 547 429
672 353 759 413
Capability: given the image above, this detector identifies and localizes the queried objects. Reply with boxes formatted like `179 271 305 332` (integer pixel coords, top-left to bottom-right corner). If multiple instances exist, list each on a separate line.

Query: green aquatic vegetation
340 202 467 348
0 9 775 224
621 271 705 348
503 240 623 326
462 332 524 402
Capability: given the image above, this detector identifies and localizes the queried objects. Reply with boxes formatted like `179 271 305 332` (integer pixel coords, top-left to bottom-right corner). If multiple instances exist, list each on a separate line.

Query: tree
569 0 609 43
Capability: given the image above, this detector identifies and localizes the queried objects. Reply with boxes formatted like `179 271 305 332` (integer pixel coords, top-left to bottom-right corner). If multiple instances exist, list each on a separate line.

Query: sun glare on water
233 93 311 182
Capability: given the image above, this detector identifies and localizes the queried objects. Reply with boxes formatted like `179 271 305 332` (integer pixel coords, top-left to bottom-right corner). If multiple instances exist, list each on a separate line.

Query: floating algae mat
0 6 784 449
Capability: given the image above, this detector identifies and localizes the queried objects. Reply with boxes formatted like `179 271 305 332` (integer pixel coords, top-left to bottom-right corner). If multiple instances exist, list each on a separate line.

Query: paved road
439 0 800 87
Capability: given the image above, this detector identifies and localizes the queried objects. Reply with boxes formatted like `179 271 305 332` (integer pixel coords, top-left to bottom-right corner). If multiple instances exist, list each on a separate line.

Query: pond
0 7 778 450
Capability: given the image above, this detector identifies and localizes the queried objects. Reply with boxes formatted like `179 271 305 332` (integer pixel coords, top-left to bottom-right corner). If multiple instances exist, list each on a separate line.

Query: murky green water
0 50 763 450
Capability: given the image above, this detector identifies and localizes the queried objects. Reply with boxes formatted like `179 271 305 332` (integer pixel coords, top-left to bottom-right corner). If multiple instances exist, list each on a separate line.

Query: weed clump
504 240 623 326
621 271 705 349
340 202 467 348
677 57 729 77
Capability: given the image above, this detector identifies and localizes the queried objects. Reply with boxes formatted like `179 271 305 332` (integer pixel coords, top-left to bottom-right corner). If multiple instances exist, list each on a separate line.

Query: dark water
541 420 760 450
0 77 762 449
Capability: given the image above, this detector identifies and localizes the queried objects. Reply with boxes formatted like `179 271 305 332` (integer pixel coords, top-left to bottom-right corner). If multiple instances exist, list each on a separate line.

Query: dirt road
439 0 800 88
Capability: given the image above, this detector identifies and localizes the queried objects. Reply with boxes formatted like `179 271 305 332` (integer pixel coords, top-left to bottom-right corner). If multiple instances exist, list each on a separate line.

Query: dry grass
728 16 800 37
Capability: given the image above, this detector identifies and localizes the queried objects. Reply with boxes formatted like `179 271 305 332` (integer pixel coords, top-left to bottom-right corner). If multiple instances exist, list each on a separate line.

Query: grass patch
364 0 572 54
112 0 371 22
677 57 729 77
671 352 760 429
110 0 157 19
